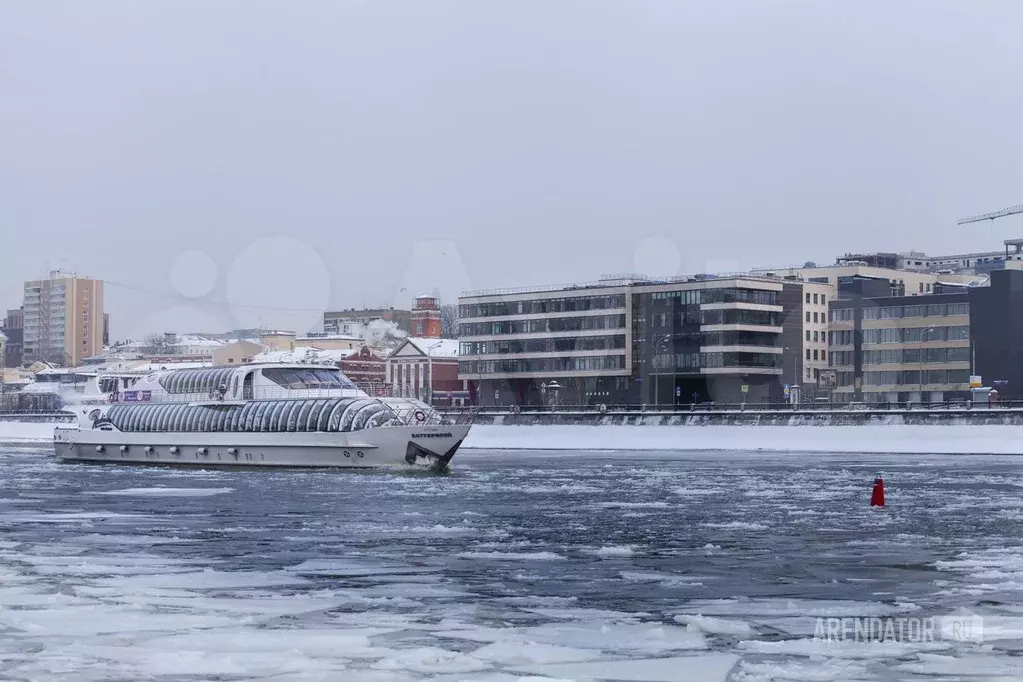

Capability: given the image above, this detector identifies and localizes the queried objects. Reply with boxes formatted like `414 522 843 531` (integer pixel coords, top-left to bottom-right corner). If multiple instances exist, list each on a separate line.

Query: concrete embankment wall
466 409 1023 427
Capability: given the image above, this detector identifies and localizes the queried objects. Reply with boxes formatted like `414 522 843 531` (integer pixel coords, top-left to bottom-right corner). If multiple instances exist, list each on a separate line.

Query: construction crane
957 203 1023 225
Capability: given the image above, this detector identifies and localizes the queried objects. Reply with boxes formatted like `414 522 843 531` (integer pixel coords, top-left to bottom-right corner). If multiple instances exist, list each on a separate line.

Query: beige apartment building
22 273 105 367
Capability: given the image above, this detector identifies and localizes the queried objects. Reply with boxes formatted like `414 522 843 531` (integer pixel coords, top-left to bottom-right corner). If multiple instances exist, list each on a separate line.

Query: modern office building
3 307 23 368
459 278 631 406
836 239 1023 275
630 276 799 405
752 263 977 298
829 276 972 404
22 273 105 367
459 274 806 406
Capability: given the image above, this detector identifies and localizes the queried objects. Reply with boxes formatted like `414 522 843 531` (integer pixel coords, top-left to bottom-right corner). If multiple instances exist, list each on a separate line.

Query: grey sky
3 1 1022 338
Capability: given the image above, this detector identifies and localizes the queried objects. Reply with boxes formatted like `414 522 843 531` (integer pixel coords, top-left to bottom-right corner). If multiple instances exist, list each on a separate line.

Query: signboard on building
970 375 983 388
741 385 749 394
818 370 837 389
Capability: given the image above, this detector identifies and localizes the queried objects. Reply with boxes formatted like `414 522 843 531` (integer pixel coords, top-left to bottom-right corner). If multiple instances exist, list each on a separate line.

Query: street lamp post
653 334 671 407
426 341 443 407
918 326 935 405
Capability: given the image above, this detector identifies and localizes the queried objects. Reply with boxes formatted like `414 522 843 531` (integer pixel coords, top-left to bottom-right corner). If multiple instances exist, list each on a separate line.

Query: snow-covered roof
172 335 225 348
251 346 352 365
404 338 459 358
297 334 363 342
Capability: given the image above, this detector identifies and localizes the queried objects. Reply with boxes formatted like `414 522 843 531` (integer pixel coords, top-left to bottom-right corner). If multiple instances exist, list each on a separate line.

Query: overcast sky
3 1 1023 338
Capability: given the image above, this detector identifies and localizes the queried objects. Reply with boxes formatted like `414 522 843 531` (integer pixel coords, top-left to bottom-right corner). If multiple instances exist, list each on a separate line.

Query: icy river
1 441 1022 681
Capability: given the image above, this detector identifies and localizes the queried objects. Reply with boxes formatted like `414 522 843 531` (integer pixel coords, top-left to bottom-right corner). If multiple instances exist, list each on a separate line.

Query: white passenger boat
54 363 474 470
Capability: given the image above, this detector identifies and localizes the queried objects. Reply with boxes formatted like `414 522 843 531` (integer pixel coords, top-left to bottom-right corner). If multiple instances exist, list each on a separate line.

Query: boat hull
53 424 470 470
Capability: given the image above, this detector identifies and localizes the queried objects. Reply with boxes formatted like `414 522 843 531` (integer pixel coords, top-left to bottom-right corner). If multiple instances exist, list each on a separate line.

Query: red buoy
870 474 885 507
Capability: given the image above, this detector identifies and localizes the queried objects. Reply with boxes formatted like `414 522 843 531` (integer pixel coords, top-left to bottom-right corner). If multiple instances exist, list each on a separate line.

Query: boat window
262 368 356 390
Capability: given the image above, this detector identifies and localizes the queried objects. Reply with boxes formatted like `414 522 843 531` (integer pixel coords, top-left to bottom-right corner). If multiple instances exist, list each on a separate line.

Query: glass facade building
459 276 794 406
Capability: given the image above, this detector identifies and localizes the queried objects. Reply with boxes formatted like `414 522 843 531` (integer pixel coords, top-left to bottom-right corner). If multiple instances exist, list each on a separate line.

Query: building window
813 312 819 323
813 349 819 361
813 331 819 342
821 349 826 361
805 330 811 341
805 312 810 322
813 293 819 304
821 294 826 304
806 348 811 360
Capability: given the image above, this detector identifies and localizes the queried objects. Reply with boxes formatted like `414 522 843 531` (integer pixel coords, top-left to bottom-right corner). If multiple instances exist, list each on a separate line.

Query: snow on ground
5 420 1023 456
461 424 1023 455
0 421 63 442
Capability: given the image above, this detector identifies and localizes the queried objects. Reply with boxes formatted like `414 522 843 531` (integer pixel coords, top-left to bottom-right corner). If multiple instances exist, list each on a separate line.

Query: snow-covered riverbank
462 424 1023 455
3 421 1021 455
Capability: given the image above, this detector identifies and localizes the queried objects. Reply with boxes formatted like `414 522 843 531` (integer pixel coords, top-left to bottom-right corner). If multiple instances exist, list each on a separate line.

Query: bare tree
440 304 459 339
144 333 175 355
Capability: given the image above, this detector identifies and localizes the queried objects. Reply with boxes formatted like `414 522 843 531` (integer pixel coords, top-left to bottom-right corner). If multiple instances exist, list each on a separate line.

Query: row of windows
862 326 969 344
828 326 970 346
158 368 238 395
831 347 971 366
704 352 782 369
804 292 828 305
460 295 626 318
459 335 626 356
806 348 827 361
701 331 780 347
104 398 395 433
838 302 971 321
645 288 777 305
805 330 828 343
649 351 781 371
864 369 971 386
460 315 626 337
700 310 780 326
460 355 626 374
805 311 827 323
863 347 971 365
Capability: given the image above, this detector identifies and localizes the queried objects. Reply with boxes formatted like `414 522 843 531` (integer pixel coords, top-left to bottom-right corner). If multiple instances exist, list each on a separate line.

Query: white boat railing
102 388 483 427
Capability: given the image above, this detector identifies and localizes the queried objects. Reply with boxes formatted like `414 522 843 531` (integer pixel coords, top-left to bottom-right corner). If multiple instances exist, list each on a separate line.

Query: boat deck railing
104 388 483 428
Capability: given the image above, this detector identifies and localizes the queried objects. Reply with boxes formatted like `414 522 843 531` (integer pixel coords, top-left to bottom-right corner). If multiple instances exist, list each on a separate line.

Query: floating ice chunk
285 559 435 576
0 586 79 608
702 521 768 531
584 546 635 557
738 637 950 659
520 623 707 653
675 614 752 637
897 652 1023 677
470 640 602 665
371 646 493 674
594 501 670 509
735 658 870 682
93 487 234 497
523 607 646 621
68 533 190 545
457 551 565 561
94 569 308 590
677 598 907 618
511 653 738 682
0 606 242 636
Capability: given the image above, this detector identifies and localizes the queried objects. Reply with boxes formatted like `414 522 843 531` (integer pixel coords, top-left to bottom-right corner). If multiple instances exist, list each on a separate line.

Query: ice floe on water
92 486 235 497
1 444 1022 680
